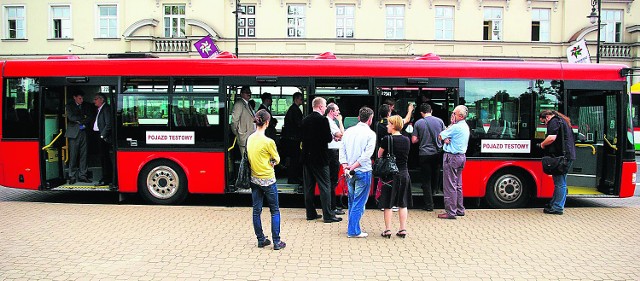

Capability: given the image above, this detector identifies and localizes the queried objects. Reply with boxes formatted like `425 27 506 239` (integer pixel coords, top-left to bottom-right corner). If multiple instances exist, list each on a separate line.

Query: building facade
0 0 638 67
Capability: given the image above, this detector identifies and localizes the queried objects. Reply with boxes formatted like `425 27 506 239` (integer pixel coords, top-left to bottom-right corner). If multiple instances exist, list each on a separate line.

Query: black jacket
95 103 113 142
301 111 332 166
282 104 303 141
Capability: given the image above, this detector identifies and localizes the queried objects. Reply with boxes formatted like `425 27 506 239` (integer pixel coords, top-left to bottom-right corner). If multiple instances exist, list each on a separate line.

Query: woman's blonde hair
388 115 404 131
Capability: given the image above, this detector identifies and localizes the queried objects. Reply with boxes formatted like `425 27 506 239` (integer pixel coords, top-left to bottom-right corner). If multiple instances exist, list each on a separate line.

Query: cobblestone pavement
1 187 639 281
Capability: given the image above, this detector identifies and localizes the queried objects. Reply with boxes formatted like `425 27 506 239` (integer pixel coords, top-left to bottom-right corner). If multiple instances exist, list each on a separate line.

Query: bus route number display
481 139 530 153
146 131 195 145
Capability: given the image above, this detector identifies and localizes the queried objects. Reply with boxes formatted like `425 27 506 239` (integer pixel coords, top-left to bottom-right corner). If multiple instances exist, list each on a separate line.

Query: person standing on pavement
437 105 470 220
340 106 377 238
411 103 445 211
377 115 412 238
301 97 342 223
539 110 576 215
281 92 304 184
92 93 113 186
326 103 346 215
231 86 256 157
247 109 286 250
65 91 93 184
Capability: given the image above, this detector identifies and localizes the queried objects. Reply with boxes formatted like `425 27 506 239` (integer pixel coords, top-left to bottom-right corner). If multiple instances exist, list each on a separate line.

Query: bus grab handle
603 134 618 151
575 144 596 155
42 129 63 151
228 137 237 152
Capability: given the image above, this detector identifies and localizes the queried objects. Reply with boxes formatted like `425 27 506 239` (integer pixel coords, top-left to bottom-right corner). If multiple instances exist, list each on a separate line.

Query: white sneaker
347 232 368 238
391 206 399 212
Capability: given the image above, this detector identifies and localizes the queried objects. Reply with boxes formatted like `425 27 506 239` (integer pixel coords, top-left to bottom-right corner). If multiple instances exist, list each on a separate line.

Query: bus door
565 81 626 195
373 78 459 195
223 76 310 193
39 77 118 190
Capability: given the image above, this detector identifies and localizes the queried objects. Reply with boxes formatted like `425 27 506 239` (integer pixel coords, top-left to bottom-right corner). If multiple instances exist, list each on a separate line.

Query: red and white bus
0 55 636 207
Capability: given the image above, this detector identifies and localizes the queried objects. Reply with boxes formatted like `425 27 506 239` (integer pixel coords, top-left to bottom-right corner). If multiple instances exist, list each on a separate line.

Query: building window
51 5 71 39
435 6 454 40
531 8 550 42
336 4 355 38
287 4 305 38
385 5 404 39
601 10 622 43
4 6 25 39
238 5 255 38
483 7 502 41
97 5 117 38
164 5 185 38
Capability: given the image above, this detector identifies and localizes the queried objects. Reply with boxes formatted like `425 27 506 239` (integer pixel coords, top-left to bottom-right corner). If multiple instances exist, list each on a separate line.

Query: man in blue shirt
438 105 470 219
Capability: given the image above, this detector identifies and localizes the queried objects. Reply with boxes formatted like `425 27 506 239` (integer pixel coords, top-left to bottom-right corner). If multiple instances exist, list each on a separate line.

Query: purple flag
194 36 219 58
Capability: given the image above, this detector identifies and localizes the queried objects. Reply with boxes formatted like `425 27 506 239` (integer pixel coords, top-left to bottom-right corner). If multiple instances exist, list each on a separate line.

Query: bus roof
0 58 627 82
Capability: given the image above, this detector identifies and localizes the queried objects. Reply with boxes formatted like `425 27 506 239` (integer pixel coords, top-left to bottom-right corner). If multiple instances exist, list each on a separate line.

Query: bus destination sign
481 140 530 154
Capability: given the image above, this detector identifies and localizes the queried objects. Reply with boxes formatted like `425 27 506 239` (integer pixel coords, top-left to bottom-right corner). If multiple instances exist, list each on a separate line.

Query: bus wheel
138 160 188 205
485 170 531 209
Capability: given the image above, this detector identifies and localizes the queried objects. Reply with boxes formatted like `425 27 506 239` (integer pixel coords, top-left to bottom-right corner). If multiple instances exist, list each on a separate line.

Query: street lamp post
587 0 602 63
233 0 245 57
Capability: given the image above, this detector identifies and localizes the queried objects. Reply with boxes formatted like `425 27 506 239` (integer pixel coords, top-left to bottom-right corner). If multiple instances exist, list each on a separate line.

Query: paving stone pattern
1 187 639 280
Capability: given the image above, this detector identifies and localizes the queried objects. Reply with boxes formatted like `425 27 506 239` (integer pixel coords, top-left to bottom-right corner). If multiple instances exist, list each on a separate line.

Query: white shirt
339 122 376 172
93 104 104 131
327 116 342 150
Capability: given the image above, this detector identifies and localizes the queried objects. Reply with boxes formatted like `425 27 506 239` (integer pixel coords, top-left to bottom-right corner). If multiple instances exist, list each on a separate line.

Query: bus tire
485 169 531 209
138 160 188 205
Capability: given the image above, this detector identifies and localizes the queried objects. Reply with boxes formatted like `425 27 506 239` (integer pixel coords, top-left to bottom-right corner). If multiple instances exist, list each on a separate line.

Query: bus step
51 185 114 191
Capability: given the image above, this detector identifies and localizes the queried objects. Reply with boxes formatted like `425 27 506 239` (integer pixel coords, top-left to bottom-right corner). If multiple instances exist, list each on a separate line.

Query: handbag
373 136 399 178
541 118 570 175
235 148 252 189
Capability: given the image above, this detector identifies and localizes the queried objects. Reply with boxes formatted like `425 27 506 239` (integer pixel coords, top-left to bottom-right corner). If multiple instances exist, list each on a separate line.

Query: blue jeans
550 160 573 212
251 182 281 244
347 171 371 236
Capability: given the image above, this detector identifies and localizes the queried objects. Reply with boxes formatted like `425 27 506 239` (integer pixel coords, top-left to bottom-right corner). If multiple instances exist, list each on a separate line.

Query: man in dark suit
301 97 342 223
92 93 113 186
281 92 304 184
258 92 278 140
65 92 93 184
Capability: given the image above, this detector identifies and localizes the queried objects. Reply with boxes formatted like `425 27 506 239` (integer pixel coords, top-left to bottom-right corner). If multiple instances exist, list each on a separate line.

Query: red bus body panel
2 59 627 82
116 151 225 194
461 160 554 198
0 141 41 190
619 161 637 198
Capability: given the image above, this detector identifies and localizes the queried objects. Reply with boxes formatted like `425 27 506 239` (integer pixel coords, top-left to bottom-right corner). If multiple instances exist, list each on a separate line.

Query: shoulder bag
235 148 252 189
541 118 570 175
373 136 399 178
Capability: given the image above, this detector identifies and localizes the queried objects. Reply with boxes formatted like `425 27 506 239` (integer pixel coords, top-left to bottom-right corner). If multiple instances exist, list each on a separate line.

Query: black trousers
419 154 441 209
303 163 334 219
68 130 88 179
328 149 340 210
97 136 113 183
283 138 302 183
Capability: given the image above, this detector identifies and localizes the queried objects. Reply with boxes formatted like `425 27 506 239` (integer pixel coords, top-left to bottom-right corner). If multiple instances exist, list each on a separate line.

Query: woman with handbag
247 109 286 250
376 115 413 238
539 110 576 215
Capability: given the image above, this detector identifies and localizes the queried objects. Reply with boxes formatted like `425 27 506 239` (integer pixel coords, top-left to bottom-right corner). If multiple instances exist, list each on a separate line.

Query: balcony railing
600 43 632 58
154 38 191 53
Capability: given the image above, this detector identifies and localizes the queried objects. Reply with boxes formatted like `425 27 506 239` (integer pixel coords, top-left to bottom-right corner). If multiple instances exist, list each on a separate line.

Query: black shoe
306 214 322 221
78 177 91 183
422 207 434 212
68 178 76 184
323 217 343 223
456 212 465 216
258 238 272 248
543 208 563 215
334 209 345 215
273 241 286 250
97 181 112 186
